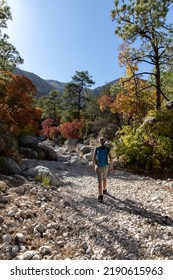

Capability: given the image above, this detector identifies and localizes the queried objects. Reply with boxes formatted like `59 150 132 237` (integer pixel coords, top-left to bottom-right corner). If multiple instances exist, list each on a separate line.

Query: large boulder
65 139 78 152
18 135 39 148
37 143 58 161
24 165 61 186
83 152 93 162
19 148 38 159
0 157 22 175
41 139 57 147
77 144 94 156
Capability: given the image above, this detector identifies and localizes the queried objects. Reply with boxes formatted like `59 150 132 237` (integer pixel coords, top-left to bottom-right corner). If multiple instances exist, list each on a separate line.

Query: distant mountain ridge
13 68 118 97
46 79 65 93
13 69 56 97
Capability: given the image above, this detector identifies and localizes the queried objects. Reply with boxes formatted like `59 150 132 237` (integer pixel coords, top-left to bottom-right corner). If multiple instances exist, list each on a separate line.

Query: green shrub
114 109 173 170
42 175 51 186
34 175 51 186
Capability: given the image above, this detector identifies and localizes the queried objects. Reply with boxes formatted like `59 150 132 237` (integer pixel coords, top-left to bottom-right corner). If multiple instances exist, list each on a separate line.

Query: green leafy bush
114 108 173 170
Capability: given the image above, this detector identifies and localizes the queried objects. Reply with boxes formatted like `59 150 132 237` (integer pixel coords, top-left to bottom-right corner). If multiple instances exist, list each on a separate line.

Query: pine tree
112 0 173 109
63 71 95 120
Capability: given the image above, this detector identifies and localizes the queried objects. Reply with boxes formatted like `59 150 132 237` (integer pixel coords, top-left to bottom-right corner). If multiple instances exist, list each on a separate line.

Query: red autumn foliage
0 71 42 135
15 107 42 135
58 119 84 139
97 95 112 111
41 118 59 140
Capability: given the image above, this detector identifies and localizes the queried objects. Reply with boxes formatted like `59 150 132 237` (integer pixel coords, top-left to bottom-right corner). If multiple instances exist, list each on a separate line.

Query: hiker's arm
109 151 113 171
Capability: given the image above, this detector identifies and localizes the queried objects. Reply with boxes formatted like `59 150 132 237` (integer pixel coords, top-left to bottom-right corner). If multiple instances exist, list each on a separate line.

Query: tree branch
122 72 156 84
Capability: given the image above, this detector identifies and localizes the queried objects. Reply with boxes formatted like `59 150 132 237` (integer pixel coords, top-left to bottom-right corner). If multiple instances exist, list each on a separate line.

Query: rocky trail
1 145 173 260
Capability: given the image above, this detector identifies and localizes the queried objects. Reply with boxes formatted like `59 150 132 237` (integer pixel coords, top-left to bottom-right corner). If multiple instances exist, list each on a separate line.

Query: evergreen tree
0 0 23 71
63 71 95 120
42 90 62 122
111 0 173 109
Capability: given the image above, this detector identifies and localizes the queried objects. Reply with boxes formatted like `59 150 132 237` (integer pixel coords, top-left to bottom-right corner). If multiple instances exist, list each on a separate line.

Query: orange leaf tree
97 95 112 112
0 71 42 134
110 65 155 124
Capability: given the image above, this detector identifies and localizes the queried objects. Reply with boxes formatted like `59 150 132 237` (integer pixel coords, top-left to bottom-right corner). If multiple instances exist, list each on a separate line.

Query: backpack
95 146 109 167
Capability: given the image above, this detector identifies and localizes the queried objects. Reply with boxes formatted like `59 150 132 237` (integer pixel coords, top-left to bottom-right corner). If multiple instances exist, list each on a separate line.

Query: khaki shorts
95 165 109 182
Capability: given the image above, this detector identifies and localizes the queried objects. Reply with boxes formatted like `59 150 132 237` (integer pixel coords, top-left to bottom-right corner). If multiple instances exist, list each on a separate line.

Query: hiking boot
98 195 103 203
103 189 108 195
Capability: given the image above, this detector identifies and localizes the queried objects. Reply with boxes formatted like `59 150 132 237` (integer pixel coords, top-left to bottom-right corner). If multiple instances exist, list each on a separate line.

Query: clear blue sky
6 0 124 88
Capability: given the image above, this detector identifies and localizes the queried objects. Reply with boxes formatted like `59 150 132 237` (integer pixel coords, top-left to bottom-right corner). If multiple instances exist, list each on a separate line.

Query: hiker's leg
96 166 103 196
103 166 109 191
103 178 107 191
98 180 103 196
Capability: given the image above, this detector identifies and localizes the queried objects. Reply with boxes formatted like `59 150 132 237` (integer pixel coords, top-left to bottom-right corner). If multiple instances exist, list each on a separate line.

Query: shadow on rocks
105 193 173 227
63 196 145 259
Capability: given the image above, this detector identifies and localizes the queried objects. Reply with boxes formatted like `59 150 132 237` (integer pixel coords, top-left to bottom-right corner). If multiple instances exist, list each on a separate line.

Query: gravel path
1 150 173 260
59 161 173 260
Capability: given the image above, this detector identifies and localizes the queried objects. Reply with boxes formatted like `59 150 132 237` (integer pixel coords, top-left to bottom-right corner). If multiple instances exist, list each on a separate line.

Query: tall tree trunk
77 83 83 120
78 92 81 120
155 62 161 110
